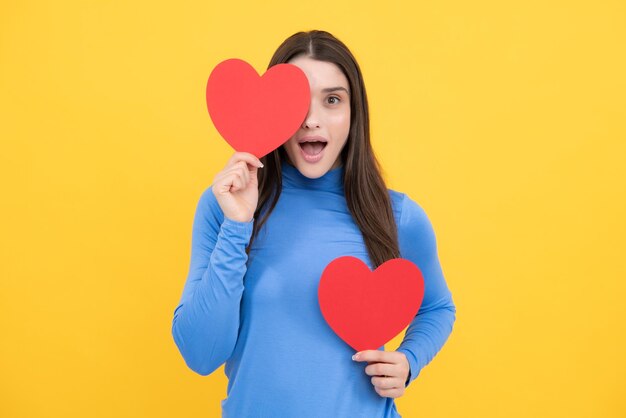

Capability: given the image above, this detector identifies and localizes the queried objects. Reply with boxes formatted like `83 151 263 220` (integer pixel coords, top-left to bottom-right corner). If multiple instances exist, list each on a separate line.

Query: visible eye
326 96 341 105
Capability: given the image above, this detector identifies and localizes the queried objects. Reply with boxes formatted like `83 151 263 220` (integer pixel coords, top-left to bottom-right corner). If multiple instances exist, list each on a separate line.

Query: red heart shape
318 256 425 352
206 58 311 158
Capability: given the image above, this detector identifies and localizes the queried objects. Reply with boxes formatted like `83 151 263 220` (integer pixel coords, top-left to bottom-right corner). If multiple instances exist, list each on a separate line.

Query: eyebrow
321 86 350 95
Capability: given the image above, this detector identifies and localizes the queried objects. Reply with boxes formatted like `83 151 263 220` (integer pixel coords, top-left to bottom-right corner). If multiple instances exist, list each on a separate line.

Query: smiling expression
281 55 351 179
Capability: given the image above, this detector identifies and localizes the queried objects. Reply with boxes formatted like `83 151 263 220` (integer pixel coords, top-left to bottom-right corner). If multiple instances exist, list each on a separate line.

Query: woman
172 30 456 417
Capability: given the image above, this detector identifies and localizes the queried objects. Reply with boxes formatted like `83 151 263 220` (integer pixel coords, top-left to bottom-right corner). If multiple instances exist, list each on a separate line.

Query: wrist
224 214 254 223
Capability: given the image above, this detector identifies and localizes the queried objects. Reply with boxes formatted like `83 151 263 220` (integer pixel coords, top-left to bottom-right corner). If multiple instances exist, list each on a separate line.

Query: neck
281 159 344 192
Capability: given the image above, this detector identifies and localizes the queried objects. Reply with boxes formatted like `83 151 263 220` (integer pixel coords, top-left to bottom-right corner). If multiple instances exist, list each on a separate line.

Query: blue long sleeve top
172 161 456 418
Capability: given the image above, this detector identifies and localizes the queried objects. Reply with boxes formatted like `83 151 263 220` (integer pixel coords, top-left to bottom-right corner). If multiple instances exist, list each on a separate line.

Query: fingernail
258 162 264 168
352 353 359 361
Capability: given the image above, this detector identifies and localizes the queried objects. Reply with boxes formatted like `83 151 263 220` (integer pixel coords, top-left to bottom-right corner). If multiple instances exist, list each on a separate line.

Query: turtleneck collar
281 159 345 192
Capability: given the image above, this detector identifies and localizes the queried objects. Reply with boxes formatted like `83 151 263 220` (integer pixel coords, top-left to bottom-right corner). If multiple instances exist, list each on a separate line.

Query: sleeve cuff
397 347 420 387
221 216 254 236
215 217 254 249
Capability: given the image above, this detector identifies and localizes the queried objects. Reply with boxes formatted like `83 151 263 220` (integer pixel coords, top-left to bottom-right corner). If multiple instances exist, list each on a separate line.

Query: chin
295 162 333 179
283 145 337 179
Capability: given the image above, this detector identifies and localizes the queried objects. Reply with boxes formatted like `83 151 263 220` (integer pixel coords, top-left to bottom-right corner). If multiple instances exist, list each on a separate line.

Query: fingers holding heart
213 169 240 193
228 161 250 186
373 385 404 399
229 172 245 192
214 162 252 193
226 151 263 170
364 361 395 378
353 350 410 398
370 375 400 390
365 362 402 387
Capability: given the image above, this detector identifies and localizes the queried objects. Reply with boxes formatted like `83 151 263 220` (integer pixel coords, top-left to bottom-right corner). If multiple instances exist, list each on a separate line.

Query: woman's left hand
352 350 410 398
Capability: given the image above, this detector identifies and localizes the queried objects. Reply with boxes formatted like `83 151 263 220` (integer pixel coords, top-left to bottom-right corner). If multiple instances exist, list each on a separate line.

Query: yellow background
1 0 625 417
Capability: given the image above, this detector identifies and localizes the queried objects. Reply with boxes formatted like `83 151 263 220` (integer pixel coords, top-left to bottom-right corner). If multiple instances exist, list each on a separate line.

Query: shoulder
387 188 437 249
387 188 429 229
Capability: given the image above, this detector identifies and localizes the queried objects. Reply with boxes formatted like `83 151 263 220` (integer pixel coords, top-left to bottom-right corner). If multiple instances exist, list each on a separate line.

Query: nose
301 101 320 129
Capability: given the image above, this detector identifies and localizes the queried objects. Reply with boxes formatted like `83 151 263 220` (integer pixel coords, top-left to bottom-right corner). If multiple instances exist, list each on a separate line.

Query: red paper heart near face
318 256 425 352
206 58 311 158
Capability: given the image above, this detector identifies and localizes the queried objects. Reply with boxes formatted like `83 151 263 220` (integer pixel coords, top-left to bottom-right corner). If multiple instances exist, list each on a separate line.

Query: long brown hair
247 30 400 268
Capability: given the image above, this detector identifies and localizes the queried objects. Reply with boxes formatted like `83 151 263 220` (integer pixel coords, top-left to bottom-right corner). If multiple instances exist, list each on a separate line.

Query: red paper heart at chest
206 58 310 158
318 256 425 352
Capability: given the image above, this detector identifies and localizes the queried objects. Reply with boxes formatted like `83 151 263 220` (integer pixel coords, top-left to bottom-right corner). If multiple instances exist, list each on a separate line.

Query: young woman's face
281 55 351 178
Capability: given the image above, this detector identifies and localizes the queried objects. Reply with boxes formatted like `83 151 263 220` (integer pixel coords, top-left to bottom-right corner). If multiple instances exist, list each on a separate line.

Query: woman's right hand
211 152 264 223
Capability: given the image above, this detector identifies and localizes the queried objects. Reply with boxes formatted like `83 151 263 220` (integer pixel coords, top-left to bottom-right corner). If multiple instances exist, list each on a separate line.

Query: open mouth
298 140 328 156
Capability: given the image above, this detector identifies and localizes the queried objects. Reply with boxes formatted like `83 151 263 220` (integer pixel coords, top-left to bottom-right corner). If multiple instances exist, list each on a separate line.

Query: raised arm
171 187 253 375
172 152 262 376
